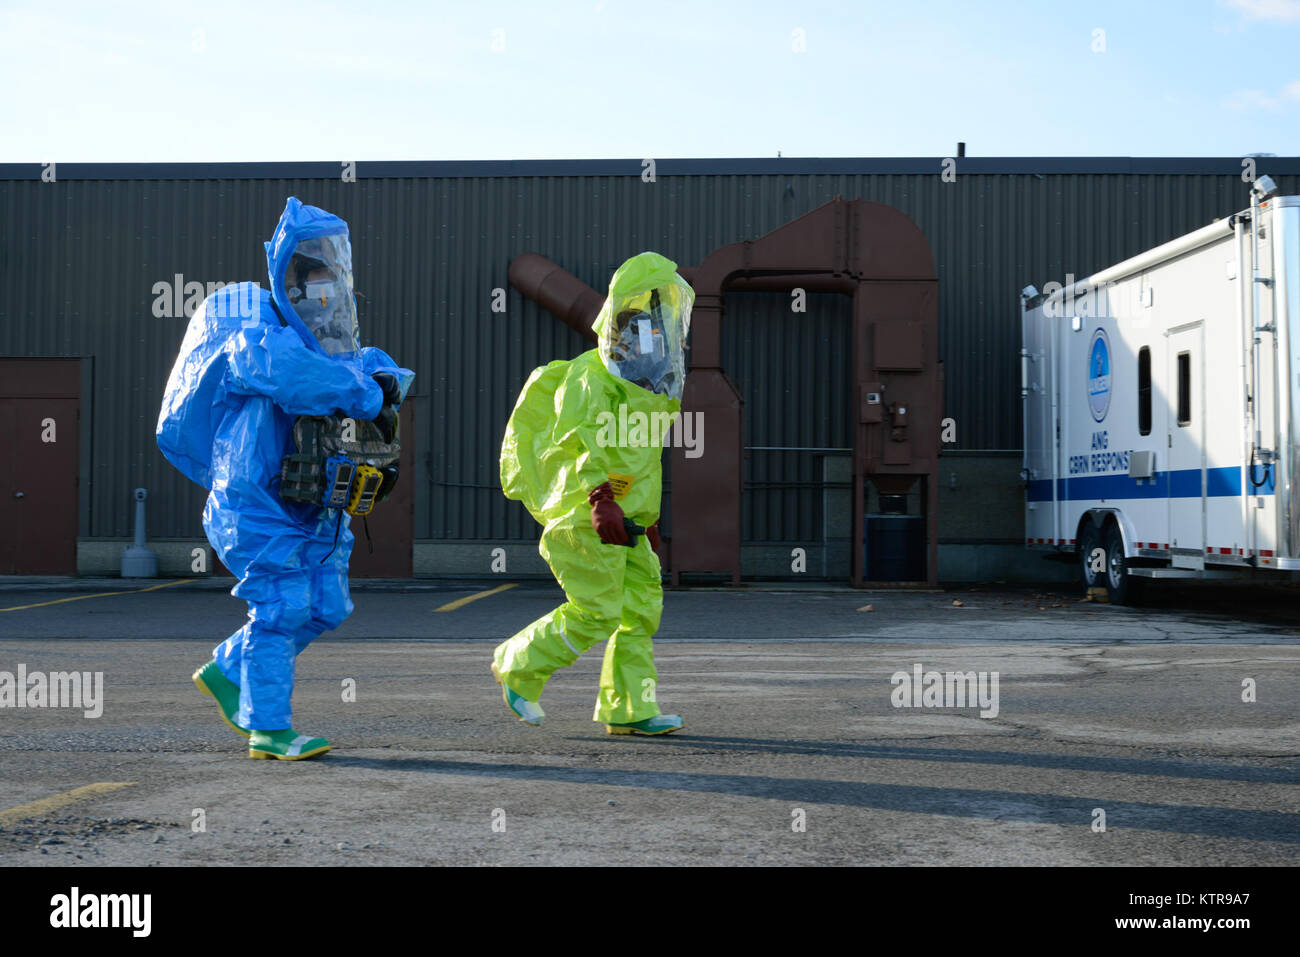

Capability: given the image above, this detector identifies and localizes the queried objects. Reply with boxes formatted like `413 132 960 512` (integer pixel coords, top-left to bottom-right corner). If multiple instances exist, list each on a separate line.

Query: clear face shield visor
283 234 360 355
600 286 691 400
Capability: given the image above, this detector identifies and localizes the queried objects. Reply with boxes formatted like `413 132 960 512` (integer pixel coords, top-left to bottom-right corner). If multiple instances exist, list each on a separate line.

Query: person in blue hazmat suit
157 197 413 761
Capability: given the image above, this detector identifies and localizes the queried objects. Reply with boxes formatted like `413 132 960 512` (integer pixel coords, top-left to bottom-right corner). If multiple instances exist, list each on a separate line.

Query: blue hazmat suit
157 197 414 731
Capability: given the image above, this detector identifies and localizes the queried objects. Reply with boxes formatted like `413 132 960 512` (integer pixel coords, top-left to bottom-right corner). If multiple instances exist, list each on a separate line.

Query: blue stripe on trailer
1027 466 1275 502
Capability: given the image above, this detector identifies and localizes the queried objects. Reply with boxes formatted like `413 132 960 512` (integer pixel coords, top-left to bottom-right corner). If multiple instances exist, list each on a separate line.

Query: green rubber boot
605 714 684 736
491 661 545 726
248 729 331 761
192 660 250 738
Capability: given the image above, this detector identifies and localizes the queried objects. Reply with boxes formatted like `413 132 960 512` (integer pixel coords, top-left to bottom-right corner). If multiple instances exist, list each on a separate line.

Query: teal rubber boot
192 660 250 738
248 729 331 761
491 661 545 726
605 714 684 736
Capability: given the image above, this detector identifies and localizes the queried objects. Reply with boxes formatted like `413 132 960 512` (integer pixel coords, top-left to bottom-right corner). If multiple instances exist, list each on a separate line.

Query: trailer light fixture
1251 174 1279 200
1020 284 1039 300
1071 315 1083 331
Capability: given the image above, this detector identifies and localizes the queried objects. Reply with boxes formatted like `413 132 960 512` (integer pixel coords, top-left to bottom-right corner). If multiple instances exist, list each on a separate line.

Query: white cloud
1221 0 1300 21
1224 79 1300 110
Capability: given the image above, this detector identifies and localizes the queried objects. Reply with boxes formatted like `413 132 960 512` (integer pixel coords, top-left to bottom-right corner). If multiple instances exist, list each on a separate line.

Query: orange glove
588 482 628 545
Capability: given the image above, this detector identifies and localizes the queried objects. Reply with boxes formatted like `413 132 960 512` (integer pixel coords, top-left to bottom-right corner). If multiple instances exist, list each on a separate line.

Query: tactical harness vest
278 413 399 517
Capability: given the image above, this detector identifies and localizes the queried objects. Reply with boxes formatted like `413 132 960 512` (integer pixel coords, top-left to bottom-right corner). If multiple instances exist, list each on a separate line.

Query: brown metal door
348 400 414 577
0 359 81 574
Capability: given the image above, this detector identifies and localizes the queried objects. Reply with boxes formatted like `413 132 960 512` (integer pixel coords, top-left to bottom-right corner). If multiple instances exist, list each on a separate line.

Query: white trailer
1021 179 1300 602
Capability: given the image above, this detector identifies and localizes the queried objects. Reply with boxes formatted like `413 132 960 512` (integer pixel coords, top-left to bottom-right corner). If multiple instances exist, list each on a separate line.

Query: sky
1 0 1298 161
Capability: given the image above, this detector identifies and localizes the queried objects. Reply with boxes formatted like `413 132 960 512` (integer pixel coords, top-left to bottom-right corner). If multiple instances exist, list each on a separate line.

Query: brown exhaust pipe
508 253 604 342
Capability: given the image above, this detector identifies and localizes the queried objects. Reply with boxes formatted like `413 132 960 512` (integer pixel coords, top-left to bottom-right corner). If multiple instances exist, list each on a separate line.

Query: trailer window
1177 351 1191 426
1138 347 1151 435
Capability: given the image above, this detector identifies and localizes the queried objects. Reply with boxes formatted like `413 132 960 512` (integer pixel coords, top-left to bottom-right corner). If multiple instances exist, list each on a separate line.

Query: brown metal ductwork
508 252 603 342
674 197 939 587
509 196 940 588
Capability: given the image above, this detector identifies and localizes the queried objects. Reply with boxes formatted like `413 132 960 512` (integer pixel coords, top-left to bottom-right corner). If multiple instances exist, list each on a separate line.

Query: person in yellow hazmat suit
493 251 692 735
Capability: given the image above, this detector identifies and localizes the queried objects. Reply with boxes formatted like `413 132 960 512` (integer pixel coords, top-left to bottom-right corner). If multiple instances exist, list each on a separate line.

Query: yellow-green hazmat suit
494 252 693 724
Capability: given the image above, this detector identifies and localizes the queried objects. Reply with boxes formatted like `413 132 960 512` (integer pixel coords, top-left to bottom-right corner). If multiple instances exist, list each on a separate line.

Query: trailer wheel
1079 522 1104 592
1103 522 1144 605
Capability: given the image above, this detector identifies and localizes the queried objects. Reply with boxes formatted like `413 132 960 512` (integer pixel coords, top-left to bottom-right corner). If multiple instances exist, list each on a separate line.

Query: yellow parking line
435 583 517 612
0 782 135 826
0 579 193 613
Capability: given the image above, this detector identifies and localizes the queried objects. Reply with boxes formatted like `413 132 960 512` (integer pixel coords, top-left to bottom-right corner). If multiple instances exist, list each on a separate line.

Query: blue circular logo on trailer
1087 328 1111 422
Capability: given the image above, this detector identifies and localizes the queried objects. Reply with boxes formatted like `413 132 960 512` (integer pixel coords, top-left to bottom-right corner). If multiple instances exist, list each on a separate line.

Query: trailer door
1022 303 1057 541
1167 323 1206 568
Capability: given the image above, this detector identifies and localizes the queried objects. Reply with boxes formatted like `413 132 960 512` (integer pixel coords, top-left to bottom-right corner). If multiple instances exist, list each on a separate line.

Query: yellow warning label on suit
608 473 635 499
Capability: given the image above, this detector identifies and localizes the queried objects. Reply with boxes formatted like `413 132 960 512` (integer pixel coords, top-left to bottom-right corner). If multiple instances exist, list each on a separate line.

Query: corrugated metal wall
2 162 1296 542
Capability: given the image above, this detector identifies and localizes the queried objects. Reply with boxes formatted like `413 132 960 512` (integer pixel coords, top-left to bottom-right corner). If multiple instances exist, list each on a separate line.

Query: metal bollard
120 488 159 578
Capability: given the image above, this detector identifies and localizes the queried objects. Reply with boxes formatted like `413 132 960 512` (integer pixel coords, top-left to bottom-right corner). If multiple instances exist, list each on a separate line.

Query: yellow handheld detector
346 465 384 516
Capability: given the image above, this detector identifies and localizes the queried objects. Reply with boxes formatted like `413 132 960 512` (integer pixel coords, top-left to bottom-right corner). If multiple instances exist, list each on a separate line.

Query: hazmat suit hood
266 197 361 357
593 252 693 401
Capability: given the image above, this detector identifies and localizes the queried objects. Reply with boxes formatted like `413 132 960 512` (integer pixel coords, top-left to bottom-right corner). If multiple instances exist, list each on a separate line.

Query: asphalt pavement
0 578 1297 866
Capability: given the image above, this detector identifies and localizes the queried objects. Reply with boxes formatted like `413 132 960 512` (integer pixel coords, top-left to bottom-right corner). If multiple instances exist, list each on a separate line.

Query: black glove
376 465 400 502
372 372 402 406
620 516 646 548
372 403 399 444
